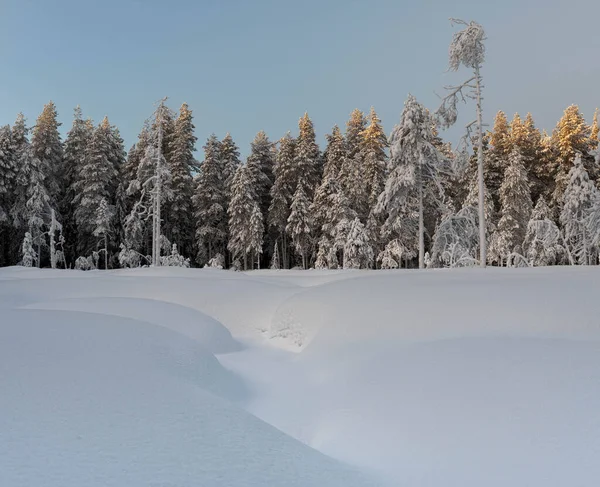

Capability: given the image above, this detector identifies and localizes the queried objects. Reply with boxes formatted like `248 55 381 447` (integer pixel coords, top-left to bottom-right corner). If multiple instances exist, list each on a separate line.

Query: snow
2 266 600 486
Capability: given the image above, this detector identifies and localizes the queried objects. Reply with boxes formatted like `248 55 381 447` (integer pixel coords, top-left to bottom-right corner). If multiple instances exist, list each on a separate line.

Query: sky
1 0 599 158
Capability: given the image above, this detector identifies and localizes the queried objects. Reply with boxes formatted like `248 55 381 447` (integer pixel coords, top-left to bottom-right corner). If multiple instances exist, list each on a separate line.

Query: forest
1 20 599 271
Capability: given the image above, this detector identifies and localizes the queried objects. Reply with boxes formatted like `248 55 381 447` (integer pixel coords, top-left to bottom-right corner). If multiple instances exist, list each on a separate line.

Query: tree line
0 97 598 271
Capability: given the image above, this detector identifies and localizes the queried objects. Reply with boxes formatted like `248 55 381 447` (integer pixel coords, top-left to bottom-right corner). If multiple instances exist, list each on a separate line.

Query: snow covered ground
1 266 599 486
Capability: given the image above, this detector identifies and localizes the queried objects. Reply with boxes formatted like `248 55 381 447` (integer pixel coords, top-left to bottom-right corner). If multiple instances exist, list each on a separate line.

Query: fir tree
286 184 312 269
378 94 447 269
358 107 388 220
590 109 599 149
246 131 275 265
228 166 263 270
560 153 599 265
31 101 63 206
0 125 18 266
63 107 94 263
486 111 511 206
343 217 373 269
167 103 196 256
551 105 596 207
294 113 321 198
73 118 118 255
523 197 565 266
246 131 275 218
220 133 241 200
193 135 226 263
488 148 533 265
268 132 296 268
340 109 367 212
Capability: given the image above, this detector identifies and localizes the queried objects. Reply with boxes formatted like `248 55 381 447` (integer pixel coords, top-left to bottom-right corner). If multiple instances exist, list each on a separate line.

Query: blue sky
1 0 598 158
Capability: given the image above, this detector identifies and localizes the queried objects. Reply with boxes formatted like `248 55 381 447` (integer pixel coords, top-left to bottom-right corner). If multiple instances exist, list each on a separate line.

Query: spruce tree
294 113 321 198
286 183 312 269
0 125 17 266
73 118 118 255
31 101 63 206
488 148 533 264
220 133 241 201
247 131 275 217
340 109 367 212
246 131 275 265
551 105 596 208
63 107 94 263
486 111 512 207
343 217 373 269
193 134 226 263
358 107 388 220
523 197 564 266
378 95 446 269
591 109 599 149
228 166 263 270
560 153 599 265
268 132 296 268
167 103 196 256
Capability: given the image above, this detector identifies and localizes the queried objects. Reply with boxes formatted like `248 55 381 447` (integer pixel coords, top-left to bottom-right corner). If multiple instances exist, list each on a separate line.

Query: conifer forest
1 20 599 272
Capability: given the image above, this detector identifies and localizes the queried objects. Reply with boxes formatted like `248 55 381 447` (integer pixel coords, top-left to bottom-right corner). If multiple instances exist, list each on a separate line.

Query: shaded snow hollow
1 266 599 487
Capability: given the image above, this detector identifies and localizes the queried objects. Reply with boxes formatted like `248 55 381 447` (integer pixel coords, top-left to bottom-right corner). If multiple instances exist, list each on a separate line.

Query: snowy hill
1 266 600 486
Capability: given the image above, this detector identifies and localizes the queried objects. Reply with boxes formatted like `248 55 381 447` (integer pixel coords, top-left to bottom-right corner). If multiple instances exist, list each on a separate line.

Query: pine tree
0 125 17 222
268 132 296 268
488 148 533 264
486 111 512 206
378 94 446 269
358 107 388 220
73 118 118 255
560 153 599 265
590 109 599 150
322 125 346 180
294 113 321 198
63 107 94 263
286 184 312 269
228 166 263 270
246 131 275 218
220 133 241 200
551 105 596 207
246 131 275 266
340 109 367 212
31 101 63 206
0 125 18 266
167 103 196 256
193 134 226 263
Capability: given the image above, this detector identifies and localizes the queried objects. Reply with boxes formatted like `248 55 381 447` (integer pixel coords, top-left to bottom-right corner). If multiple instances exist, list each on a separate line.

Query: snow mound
24 296 240 354
257 267 600 485
0 308 378 487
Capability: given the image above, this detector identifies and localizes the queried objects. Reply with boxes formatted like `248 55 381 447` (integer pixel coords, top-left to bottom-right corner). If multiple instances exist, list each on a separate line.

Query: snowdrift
2 266 599 487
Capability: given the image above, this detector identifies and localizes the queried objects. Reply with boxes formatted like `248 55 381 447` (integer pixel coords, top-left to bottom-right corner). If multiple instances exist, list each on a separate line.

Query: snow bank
2 266 599 487
0 306 377 487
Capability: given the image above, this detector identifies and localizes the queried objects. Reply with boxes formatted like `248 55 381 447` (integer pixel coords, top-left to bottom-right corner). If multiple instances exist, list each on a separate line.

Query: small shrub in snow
161 244 190 267
206 253 225 269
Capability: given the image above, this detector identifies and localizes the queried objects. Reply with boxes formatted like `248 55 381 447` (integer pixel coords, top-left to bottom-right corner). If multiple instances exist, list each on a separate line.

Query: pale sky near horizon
1 0 598 158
